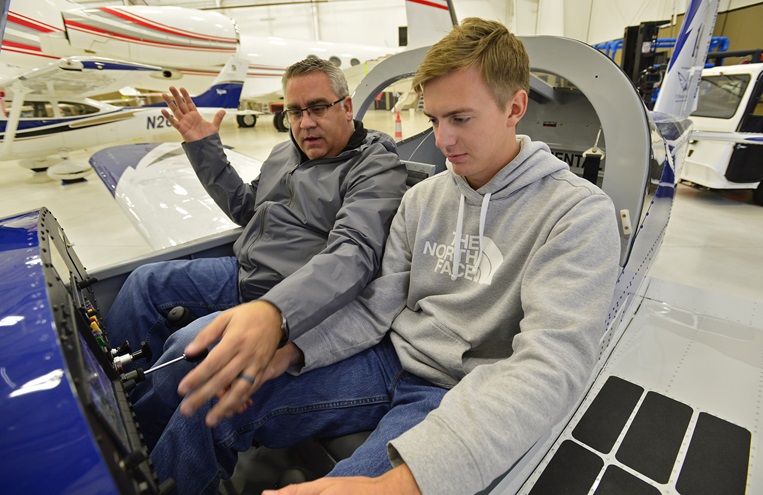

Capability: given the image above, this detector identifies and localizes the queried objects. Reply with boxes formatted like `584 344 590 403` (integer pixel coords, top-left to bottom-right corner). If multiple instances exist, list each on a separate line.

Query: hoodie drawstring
451 194 465 281
477 192 492 268
451 192 491 281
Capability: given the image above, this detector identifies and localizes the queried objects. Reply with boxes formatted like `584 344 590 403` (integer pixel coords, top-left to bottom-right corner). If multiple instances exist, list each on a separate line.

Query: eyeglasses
286 97 346 122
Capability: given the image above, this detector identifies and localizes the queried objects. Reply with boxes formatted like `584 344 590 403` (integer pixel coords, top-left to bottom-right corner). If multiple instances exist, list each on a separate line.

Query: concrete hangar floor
0 108 761 304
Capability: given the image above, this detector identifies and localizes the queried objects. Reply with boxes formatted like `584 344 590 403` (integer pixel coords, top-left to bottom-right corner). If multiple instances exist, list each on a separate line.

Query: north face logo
423 233 504 285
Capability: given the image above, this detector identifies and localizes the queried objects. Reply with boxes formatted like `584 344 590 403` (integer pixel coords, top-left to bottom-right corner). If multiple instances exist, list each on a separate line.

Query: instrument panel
0 208 171 494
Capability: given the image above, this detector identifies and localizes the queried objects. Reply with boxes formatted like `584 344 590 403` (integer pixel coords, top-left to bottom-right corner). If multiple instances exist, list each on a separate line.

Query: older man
105 56 407 450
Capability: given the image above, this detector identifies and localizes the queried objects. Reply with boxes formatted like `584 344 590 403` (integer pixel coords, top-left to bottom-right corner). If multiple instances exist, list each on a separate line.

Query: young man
151 19 621 494
105 56 407 449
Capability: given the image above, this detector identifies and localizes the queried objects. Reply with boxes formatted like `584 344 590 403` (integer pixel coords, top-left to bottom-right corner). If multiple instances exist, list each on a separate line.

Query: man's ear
506 89 528 127
343 96 354 120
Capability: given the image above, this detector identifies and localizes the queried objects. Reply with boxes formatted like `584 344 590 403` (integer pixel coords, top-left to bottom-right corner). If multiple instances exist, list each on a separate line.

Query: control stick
122 349 208 391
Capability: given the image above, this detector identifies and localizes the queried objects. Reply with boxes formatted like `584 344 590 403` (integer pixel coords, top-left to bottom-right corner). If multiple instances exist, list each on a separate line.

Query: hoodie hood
448 135 568 200
447 135 569 280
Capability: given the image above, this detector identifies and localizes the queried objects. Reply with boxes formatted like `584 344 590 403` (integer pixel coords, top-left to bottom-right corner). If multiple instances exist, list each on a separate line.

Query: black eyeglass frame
285 97 347 122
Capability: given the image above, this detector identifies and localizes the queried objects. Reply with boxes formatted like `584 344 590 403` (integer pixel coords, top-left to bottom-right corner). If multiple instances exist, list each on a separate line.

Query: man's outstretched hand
161 86 225 143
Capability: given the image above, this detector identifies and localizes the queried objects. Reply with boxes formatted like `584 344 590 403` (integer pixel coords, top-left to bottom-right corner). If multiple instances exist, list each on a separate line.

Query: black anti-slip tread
528 440 603 495
616 391 692 483
572 375 644 454
594 465 661 495
676 412 751 495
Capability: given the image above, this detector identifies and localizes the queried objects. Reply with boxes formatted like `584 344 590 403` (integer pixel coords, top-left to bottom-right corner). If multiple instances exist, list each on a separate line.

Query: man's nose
299 111 318 128
434 125 455 150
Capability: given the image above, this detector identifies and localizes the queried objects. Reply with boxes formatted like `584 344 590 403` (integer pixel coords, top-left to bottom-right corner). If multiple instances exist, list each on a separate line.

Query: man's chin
301 141 325 159
303 149 326 160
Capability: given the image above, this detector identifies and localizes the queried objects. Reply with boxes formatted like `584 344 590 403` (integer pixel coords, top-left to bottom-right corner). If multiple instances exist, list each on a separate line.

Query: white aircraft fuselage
2 0 411 99
0 55 248 163
1 96 177 161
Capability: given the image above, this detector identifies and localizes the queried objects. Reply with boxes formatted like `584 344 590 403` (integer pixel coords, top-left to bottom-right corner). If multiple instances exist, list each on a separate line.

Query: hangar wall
216 0 762 47
72 0 763 53
659 2 763 64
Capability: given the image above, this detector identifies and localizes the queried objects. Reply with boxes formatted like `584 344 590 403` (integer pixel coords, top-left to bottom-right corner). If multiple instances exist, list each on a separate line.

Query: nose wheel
273 111 289 132
46 158 91 184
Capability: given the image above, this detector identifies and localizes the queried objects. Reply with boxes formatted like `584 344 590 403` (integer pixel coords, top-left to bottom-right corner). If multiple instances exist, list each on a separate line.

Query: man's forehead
422 103 477 118
285 73 336 104
285 95 335 108
422 68 490 116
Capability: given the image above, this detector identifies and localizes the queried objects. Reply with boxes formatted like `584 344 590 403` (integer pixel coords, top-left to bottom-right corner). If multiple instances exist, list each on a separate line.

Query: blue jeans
149 337 447 495
105 257 244 447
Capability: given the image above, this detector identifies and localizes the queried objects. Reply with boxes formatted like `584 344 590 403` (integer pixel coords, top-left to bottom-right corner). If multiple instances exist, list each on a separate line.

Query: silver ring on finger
237 372 255 386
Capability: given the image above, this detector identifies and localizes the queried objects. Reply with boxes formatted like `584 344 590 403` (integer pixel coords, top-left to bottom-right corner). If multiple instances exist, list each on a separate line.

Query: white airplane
0 55 248 181
682 61 763 205
5 1 763 494
2 0 455 129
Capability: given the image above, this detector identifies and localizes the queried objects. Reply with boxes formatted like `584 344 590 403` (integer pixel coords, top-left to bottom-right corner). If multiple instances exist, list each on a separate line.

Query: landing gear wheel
753 181 763 206
237 113 257 128
46 159 90 183
273 111 289 133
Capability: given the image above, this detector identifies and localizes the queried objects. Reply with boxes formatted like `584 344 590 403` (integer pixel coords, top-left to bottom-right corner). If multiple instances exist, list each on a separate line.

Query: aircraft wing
0 56 166 98
487 274 761 494
690 130 763 145
89 142 262 250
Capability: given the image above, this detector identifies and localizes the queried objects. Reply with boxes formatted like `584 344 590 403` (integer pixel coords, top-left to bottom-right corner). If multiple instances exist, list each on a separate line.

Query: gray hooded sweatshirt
292 135 621 494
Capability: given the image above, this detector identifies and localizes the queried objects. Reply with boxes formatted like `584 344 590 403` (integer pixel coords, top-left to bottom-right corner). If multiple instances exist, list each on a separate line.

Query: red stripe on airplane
406 0 450 11
2 41 42 52
8 12 63 33
1 43 59 59
178 68 283 77
99 7 237 44
65 21 236 52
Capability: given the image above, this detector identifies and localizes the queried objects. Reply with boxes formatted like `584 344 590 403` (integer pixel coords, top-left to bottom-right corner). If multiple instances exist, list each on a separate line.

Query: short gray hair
282 56 349 99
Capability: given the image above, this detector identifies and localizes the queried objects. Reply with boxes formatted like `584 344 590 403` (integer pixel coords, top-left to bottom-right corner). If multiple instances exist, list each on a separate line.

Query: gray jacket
183 122 407 335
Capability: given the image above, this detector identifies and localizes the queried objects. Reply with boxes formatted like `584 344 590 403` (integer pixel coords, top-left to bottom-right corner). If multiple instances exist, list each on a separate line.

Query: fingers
176 302 283 421
177 312 230 395
162 86 192 117
179 87 195 112
205 369 257 426
262 481 316 495
161 87 189 132
184 311 229 357
212 109 226 130
179 347 250 419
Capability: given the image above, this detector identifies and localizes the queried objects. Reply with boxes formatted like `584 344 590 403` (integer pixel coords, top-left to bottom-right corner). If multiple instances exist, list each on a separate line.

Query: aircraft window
748 82 763 118
59 102 99 117
15 101 54 119
531 70 578 90
692 74 750 119
739 78 763 133
329 56 341 68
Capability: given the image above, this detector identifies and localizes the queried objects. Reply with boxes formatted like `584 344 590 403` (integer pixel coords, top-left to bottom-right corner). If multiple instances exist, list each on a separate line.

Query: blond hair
412 18 530 110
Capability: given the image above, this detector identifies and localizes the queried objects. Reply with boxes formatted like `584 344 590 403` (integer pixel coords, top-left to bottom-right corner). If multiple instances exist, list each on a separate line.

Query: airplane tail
404 0 457 49
188 56 249 109
653 0 720 119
